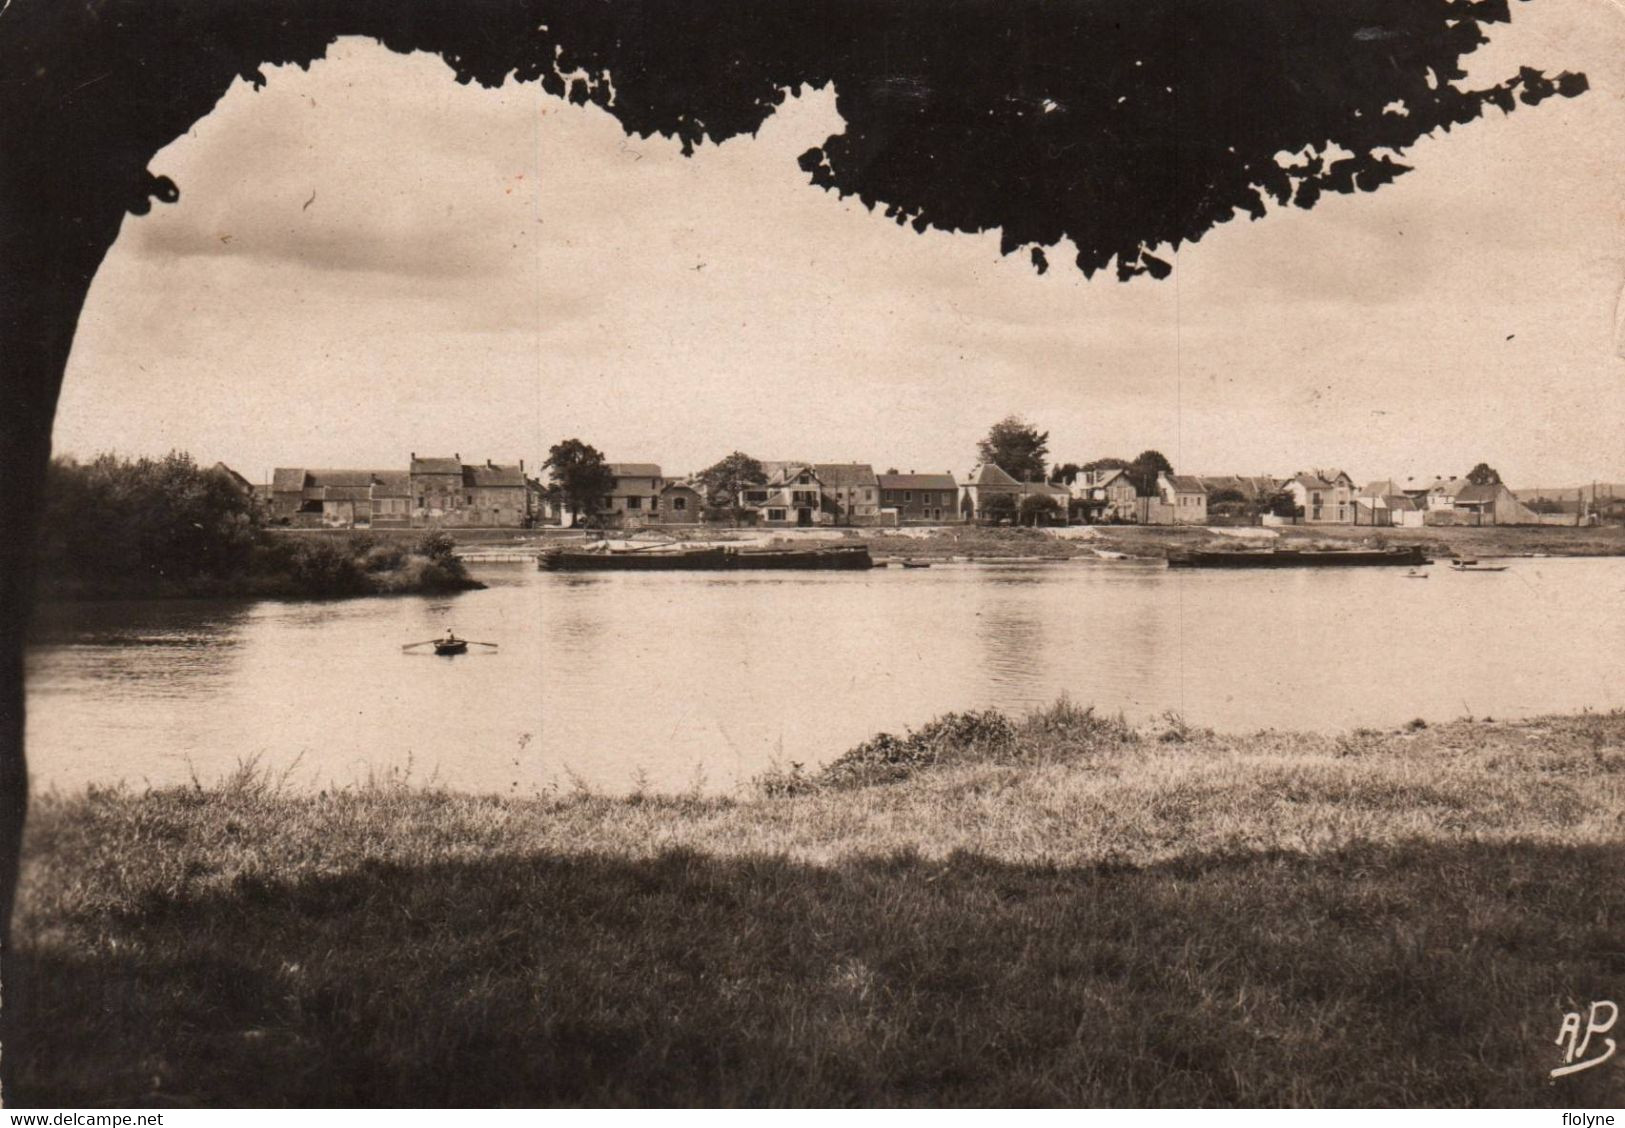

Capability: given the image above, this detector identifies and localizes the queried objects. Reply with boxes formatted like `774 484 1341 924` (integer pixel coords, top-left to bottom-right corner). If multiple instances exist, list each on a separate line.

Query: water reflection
23 557 1625 795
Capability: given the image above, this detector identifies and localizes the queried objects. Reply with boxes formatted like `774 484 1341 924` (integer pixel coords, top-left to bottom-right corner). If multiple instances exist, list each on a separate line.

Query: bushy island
33 453 481 600
10 702 1624 1107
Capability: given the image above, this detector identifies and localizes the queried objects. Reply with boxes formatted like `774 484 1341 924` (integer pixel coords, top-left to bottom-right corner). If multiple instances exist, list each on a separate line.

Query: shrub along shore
10 703 1625 1106
33 453 483 601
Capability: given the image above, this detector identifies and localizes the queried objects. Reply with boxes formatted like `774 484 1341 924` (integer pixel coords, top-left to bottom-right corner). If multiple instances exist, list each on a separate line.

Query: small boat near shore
1166 546 1430 569
539 543 876 571
1450 558 1509 572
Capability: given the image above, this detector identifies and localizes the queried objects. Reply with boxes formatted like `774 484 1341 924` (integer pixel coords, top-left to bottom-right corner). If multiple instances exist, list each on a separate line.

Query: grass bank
10 705 1625 1106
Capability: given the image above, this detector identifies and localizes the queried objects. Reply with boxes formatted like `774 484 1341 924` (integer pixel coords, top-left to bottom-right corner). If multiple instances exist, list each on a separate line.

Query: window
904 491 912 503
792 490 818 505
768 508 786 522
627 496 642 510
674 496 687 511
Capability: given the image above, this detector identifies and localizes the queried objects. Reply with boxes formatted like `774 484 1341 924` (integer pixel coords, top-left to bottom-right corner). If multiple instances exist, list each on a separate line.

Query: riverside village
9 0 1625 1109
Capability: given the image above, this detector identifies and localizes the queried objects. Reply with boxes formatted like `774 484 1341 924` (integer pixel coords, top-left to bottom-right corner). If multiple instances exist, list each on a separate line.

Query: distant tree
1207 487 1248 520
543 439 616 525
980 493 1019 525
885 467 901 475
1127 450 1174 496
1082 457 1131 474
698 452 768 526
1049 462 1084 486
1258 489 1299 519
1528 496 1567 514
1466 463 1502 486
977 416 1049 483
1018 493 1062 526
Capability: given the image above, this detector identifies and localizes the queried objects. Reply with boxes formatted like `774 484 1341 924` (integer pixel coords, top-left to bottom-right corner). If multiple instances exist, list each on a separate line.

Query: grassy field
9 705 1625 1106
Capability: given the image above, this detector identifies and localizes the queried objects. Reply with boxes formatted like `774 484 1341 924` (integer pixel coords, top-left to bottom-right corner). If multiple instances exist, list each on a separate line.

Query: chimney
411 451 416 460
455 452 461 462
487 459 495 469
519 459 524 473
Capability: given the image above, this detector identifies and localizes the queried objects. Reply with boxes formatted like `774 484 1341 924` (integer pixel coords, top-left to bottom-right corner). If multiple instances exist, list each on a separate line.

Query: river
24 556 1625 794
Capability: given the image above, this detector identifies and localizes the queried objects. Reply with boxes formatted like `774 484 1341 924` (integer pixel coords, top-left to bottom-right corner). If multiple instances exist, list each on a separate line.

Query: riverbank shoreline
11 704 1624 1106
284 522 1625 562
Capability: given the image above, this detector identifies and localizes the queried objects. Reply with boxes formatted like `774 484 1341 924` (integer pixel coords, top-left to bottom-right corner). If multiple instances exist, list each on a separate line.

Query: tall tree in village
543 439 616 526
978 416 1049 483
1049 462 1085 486
1127 450 1174 496
699 451 768 525
1467 462 1503 485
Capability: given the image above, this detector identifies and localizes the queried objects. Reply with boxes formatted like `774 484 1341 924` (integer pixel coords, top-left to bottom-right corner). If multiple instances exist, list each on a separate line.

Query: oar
401 639 443 650
465 640 500 648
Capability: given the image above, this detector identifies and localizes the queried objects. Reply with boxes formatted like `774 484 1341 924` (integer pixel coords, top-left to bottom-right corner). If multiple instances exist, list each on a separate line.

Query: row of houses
1068 468 1551 528
252 453 1588 530
269 454 544 529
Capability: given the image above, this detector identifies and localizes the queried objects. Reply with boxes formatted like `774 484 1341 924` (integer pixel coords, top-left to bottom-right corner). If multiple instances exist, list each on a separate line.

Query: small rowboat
900 560 932 569
403 632 499 656
1450 559 1508 572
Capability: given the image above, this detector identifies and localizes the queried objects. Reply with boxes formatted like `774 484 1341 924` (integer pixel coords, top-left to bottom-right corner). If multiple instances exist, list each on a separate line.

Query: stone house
1285 469 1357 524
813 463 880 523
877 472 959 523
742 463 829 526
597 463 665 527
1151 473 1209 524
1076 468 1139 522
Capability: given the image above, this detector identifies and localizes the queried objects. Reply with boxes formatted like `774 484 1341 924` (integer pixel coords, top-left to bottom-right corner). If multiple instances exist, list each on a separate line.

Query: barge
1166 546 1430 569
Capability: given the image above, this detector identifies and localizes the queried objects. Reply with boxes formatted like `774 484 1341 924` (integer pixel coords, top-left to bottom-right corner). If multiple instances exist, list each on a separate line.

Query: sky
54 0 1625 489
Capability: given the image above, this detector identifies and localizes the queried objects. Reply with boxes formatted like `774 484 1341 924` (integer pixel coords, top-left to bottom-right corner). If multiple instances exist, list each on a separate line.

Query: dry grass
8 705 1625 1106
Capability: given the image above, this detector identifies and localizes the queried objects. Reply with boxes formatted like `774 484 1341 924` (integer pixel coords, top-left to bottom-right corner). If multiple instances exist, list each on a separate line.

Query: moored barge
1166 546 1429 569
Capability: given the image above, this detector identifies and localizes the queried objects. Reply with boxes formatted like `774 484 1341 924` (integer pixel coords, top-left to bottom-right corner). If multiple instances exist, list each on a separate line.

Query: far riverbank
303 520 1625 562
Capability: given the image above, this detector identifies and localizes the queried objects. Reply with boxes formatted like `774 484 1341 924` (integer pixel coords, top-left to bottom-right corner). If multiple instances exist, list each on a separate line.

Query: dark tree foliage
37 453 260 587
699 452 769 510
1050 462 1084 486
981 493 1019 524
979 416 1050 482
1467 462 1503 485
1127 450 1174 495
1018 493 1062 525
543 439 616 523
1083 458 1132 474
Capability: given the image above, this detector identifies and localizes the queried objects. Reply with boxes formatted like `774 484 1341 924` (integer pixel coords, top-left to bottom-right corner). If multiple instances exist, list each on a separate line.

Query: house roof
606 463 662 479
272 468 307 492
764 463 821 487
878 473 957 491
966 463 1023 488
372 471 411 498
1194 474 1278 499
463 463 525 488
410 456 462 475
306 469 385 490
813 463 878 488
1360 479 1401 498
211 462 253 489
661 482 701 496
1162 474 1206 494
323 486 373 501
1454 482 1502 504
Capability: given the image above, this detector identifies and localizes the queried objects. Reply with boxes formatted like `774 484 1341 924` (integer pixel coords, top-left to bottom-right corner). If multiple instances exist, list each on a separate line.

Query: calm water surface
26 557 1625 794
